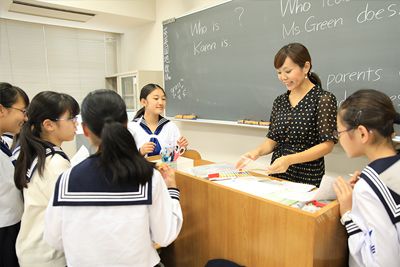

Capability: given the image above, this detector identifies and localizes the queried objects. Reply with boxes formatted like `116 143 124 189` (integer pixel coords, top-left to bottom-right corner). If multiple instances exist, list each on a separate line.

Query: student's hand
157 163 177 188
349 171 361 188
333 176 353 216
140 142 156 156
235 150 259 169
177 136 188 148
267 156 291 174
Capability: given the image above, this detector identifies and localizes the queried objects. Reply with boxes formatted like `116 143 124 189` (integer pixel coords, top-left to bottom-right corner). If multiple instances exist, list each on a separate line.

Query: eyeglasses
8 106 27 116
333 128 354 139
55 116 78 123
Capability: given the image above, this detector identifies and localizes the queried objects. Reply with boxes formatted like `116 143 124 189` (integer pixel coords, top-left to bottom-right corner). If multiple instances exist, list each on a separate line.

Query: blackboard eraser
175 114 197 120
243 120 259 125
182 114 197 120
259 121 270 126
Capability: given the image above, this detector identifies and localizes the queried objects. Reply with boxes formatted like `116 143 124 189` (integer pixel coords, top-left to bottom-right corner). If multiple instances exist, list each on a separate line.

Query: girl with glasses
334 89 400 267
0 82 29 267
14 91 79 267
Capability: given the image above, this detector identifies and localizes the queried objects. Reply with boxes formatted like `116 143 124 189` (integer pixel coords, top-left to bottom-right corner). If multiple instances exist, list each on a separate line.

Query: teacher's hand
267 156 291 174
235 150 259 169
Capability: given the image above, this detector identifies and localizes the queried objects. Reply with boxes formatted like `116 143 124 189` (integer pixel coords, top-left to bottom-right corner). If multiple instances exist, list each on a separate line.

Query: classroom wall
2 0 369 175
120 0 369 176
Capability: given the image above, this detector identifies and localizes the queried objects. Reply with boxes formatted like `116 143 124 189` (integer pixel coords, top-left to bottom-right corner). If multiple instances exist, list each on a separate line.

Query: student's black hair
134 83 166 120
274 43 322 88
0 82 29 109
339 89 400 140
82 89 154 186
14 91 79 190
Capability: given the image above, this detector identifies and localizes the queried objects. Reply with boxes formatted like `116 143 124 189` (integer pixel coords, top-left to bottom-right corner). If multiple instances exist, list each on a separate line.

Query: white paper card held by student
314 174 337 200
70 145 90 166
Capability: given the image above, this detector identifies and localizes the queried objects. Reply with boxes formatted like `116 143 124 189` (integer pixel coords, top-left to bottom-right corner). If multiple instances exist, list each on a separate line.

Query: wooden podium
160 156 348 267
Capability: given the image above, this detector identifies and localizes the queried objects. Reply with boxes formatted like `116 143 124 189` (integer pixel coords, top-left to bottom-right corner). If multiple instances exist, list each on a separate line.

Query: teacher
237 43 337 187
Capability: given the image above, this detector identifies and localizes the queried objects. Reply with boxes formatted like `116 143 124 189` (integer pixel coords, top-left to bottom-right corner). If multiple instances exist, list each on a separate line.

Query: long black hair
274 43 322 88
134 83 166 120
14 91 79 190
81 89 154 186
0 82 29 111
339 89 400 140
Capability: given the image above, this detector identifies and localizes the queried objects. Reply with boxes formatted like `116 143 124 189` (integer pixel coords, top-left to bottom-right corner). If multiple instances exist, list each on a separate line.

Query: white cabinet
105 70 163 111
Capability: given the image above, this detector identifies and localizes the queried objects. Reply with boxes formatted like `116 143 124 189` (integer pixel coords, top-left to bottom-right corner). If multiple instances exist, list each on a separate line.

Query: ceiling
0 0 156 33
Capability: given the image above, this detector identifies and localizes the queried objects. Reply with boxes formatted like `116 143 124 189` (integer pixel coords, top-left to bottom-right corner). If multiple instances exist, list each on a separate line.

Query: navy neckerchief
53 155 152 206
138 116 170 156
361 154 400 225
26 146 69 182
0 137 15 165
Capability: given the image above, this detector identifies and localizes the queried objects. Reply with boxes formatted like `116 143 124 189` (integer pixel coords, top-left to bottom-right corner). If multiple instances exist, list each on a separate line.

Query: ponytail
394 112 400 124
82 89 154 186
14 122 51 189
134 107 145 120
100 119 154 185
308 72 322 88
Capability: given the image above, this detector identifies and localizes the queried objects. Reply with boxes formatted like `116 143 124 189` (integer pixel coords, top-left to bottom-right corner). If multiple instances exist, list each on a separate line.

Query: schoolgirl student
0 82 29 267
128 83 188 156
44 89 183 267
14 91 79 267
333 89 400 267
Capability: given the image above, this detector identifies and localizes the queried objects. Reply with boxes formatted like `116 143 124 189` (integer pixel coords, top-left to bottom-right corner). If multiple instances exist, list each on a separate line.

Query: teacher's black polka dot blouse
267 85 337 187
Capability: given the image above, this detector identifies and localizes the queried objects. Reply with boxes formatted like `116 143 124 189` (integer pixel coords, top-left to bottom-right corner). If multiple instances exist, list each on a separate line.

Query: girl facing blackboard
128 84 188 156
237 43 337 187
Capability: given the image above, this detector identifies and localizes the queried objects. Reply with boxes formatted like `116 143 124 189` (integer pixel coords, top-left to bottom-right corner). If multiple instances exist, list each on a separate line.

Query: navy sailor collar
1 137 16 165
135 115 170 133
27 145 69 182
361 153 400 224
53 155 152 206
0 137 12 157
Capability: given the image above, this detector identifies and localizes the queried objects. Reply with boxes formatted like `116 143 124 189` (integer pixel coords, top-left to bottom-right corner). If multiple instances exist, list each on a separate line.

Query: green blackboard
163 0 400 122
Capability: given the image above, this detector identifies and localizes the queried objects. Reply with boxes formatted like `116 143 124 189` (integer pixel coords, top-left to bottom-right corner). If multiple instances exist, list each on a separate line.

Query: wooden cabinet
105 70 163 110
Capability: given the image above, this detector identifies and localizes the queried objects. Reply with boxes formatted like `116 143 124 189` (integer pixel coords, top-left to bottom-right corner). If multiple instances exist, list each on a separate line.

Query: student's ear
140 98 147 107
0 104 6 118
82 122 100 147
42 119 56 132
82 122 90 137
357 125 370 144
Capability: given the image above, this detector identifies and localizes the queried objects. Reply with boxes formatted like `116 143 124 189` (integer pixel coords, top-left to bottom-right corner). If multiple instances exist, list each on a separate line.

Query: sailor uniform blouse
44 155 183 267
0 137 23 227
343 154 400 267
128 116 181 156
267 86 337 187
16 147 69 267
